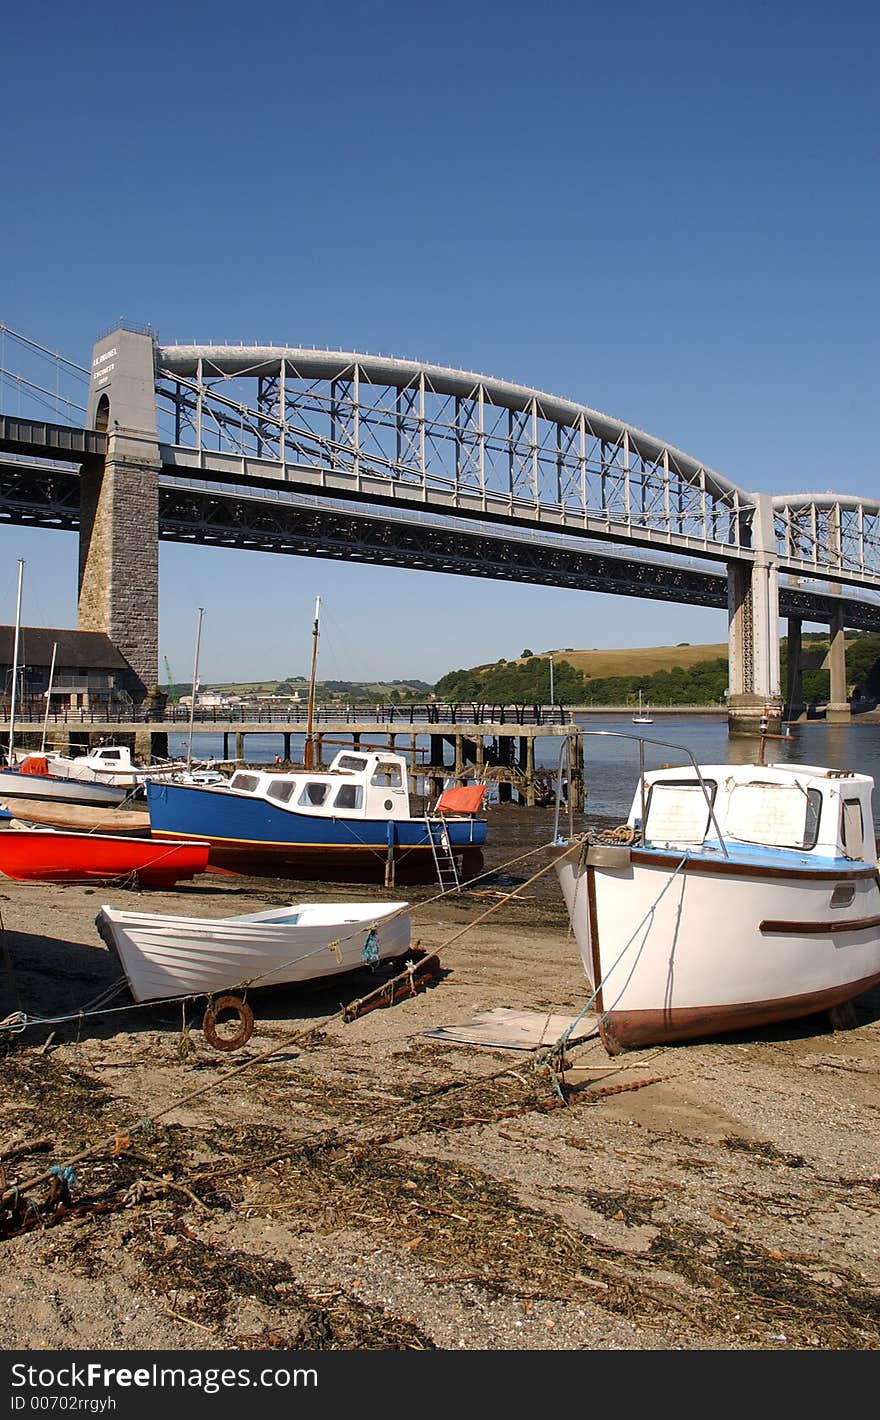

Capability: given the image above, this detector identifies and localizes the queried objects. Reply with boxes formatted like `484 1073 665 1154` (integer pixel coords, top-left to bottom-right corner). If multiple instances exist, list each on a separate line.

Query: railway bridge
2 322 879 733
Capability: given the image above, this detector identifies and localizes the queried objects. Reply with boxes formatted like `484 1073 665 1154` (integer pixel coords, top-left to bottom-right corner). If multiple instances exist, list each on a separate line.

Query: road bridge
2 323 879 732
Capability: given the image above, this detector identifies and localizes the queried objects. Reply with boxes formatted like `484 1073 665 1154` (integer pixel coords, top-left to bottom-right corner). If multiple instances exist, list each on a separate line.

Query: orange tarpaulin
435 784 487 814
19 756 50 777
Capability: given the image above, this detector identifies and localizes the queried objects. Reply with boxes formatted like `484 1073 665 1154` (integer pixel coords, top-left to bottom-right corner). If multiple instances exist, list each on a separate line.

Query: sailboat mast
7 559 24 765
40 641 58 754
186 607 205 772
303 596 321 770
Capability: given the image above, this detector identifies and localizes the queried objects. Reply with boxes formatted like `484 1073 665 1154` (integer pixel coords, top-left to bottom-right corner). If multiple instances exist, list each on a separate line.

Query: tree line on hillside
433 636 880 706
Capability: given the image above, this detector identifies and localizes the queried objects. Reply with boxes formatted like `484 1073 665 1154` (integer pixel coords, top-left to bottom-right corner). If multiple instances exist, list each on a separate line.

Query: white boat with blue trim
552 737 880 1052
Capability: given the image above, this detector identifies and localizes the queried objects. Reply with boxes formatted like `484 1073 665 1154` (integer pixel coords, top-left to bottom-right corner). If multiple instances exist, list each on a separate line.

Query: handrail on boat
552 728 729 859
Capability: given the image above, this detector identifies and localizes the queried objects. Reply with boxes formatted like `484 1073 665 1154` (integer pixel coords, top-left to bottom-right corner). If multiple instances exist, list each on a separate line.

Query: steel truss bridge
1 324 879 720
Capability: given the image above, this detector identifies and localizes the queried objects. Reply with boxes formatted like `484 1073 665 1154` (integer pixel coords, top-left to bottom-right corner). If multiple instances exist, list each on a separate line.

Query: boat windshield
725 783 822 850
644 780 717 844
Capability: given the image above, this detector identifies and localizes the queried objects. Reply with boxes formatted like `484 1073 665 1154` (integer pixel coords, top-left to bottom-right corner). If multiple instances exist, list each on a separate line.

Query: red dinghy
0 830 210 888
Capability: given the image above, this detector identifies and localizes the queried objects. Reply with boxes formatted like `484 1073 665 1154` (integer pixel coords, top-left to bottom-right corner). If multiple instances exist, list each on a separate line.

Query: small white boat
631 690 653 725
163 766 230 787
1 744 193 806
552 732 880 1053
44 744 190 790
95 898 412 1003
0 756 129 808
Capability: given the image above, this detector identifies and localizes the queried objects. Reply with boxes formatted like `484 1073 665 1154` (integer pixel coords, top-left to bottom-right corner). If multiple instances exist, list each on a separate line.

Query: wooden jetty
1 715 585 810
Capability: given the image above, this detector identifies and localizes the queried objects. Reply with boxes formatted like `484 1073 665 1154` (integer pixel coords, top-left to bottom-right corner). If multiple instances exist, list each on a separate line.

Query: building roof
0 627 133 670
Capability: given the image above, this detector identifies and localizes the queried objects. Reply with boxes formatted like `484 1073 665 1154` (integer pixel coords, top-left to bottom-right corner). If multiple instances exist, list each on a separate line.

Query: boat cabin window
336 755 367 772
830 882 856 908
229 773 260 793
371 761 403 790
334 783 363 810
841 798 865 858
267 781 295 804
97 749 122 762
644 780 717 844
726 783 822 849
299 781 329 807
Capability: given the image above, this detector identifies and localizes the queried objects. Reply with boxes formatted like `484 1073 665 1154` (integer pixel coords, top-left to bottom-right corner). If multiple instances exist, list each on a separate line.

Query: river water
167 714 880 831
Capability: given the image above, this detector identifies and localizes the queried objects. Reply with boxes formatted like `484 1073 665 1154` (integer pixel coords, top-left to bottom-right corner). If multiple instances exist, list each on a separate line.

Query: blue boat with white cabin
145 747 487 883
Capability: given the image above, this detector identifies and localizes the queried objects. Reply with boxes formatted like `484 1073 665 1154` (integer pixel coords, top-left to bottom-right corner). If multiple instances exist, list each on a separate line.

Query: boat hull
145 780 487 880
554 843 880 1051
0 830 210 888
1 801 151 835
95 900 412 1003
0 769 127 808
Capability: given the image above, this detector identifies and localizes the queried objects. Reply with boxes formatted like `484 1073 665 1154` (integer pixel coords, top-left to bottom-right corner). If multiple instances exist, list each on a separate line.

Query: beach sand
1 806 879 1352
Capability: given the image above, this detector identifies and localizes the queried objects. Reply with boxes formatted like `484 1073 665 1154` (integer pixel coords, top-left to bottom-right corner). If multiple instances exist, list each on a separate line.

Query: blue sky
1 0 877 684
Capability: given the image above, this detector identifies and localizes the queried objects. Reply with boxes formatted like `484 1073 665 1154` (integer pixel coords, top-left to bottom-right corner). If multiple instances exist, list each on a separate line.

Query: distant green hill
434 633 880 706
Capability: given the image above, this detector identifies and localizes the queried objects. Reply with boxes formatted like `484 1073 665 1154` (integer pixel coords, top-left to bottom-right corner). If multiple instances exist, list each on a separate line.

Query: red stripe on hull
600 969 880 1054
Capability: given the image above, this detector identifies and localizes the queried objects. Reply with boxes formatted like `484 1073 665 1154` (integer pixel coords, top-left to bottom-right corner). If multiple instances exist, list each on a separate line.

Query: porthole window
830 882 855 908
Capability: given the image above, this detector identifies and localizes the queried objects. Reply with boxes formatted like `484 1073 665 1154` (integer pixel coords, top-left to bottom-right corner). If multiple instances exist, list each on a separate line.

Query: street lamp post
549 654 554 706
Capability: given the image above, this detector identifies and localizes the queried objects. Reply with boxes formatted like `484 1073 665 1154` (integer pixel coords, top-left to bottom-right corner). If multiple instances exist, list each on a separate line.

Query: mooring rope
0 833 568 1036
544 845 690 1066
0 837 586 1209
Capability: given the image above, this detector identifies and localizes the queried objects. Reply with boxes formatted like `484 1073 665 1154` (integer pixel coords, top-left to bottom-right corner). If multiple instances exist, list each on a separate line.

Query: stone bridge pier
726 495 783 735
79 329 160 750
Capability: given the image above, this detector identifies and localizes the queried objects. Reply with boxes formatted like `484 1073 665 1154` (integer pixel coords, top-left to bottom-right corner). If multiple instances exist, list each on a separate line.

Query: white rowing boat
95 899 412 1003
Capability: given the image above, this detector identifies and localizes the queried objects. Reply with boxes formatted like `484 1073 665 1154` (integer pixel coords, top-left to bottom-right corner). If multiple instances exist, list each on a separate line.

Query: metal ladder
425 813 461 894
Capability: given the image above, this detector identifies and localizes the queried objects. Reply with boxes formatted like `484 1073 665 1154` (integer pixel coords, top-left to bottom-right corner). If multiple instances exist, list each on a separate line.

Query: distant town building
178 690 242 710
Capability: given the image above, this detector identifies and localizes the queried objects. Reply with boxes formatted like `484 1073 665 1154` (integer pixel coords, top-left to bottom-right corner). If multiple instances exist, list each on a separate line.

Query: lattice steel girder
161 443 750 567
154 348 753 558
156 482 727 605
2 456 880 630
0 459 82 526
773 496 880 585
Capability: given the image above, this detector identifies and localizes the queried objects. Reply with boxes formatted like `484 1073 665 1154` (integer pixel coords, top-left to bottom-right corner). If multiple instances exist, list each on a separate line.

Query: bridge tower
726 493 783 733
80 327 160 705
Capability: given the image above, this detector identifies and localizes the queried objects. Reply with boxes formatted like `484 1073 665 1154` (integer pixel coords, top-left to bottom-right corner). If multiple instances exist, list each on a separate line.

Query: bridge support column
80 330 160 704
726 495 782 735
825 604 851 722
784 617 805 722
